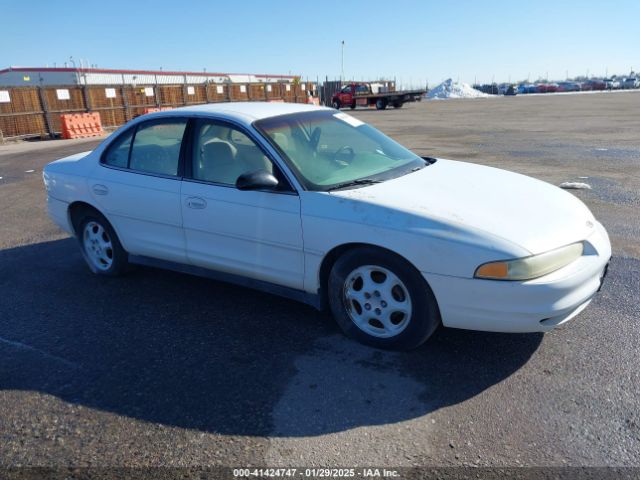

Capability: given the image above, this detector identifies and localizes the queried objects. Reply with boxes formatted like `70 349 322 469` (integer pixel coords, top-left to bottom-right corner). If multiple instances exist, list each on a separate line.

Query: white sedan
43 102 611 350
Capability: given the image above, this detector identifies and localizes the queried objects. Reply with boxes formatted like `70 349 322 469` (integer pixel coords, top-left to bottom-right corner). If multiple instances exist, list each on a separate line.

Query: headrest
203 141 235 164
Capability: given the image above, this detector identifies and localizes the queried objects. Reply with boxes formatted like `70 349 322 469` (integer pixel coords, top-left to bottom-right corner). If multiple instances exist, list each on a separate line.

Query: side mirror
236 169 279 191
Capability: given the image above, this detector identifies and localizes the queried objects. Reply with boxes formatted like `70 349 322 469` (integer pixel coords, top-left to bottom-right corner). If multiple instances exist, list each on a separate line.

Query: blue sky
2 0 638 87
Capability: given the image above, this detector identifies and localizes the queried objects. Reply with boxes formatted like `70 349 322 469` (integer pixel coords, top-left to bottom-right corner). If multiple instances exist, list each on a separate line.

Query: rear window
103 129 133 168
102 119 188 176
129 120 187 176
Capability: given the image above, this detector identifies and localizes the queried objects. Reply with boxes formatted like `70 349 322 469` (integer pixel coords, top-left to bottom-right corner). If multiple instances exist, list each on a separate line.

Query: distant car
604 78 620 90
583 80 606 91
557 82 581 92
504 85 517 96
536 84 548 93
546 83 559 93
498 84 511 95
42 102 611 350
623 77 639 89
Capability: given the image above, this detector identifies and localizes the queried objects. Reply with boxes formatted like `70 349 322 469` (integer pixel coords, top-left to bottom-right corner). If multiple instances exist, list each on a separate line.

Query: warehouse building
0 66 298 87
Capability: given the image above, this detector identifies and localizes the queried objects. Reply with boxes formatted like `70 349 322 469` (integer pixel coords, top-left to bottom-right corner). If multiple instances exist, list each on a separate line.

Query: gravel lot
0 92 638 471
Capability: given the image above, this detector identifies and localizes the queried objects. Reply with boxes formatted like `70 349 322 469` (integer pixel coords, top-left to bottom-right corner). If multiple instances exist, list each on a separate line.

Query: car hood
331 159 596 255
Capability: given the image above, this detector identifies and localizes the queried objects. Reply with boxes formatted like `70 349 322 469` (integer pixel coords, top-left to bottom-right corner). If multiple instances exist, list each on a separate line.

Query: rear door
89 117 189 263
180 118 304 289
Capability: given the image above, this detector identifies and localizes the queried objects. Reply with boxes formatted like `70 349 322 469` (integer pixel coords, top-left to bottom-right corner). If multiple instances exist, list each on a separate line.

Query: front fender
300 192 528 293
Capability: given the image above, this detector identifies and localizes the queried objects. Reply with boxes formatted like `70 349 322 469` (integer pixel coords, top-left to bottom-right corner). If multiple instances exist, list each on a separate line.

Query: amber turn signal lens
475 262 509 279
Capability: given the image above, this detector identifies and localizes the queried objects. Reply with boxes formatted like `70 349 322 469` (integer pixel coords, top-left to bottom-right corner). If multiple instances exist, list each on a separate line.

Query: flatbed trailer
331 83 425 110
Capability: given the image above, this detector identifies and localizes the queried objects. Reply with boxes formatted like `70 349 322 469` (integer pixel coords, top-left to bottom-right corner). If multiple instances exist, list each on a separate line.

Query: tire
375 99 387 110
328 247 440 350
393 101 403 108
350 102 356 110
332 99 341 109
77 212 128 276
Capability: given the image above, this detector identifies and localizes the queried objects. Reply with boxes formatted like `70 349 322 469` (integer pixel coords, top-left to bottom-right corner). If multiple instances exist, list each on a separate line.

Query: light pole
341 40 345 84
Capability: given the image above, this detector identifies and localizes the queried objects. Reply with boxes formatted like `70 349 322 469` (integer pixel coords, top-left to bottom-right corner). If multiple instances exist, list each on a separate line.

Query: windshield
254 110 426 191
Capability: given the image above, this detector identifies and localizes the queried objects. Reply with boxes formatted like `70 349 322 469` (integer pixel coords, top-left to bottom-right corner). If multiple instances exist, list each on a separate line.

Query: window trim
99 116 190 180
183 117 298 195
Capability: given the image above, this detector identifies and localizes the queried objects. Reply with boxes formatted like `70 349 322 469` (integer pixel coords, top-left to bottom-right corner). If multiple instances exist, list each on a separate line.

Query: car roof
147 101 332 124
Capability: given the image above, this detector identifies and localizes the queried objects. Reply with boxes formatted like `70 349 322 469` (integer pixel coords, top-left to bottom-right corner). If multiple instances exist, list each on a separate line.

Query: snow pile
559 182 592 190
427 79 489 100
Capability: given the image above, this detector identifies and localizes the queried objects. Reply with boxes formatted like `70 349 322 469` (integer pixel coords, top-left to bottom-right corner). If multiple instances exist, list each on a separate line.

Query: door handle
186 197 207 209
92 184 109 195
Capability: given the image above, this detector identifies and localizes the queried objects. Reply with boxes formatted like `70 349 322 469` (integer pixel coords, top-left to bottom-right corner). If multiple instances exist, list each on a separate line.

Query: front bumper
423 222 611 333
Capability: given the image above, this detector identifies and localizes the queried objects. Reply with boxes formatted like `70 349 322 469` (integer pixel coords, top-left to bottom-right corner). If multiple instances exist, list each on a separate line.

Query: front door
180 119 304 289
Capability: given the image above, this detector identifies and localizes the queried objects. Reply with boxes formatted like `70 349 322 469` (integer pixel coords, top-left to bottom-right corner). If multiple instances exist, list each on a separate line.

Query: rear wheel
77 213 128 276
375 99 387 110
393 100 403 108
328 247 440 350
350 101 356 110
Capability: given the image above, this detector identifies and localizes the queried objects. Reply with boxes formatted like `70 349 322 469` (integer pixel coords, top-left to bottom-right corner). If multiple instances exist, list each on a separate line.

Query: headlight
474 242 584 281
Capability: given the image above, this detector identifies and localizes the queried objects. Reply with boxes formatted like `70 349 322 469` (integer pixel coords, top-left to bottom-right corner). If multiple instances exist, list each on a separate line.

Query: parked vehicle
331 82 424 110
504 84 518 96
518 84 537 94
623 77 639 89
557 82 581 92
536 84 549 93
603 78 621 90
476 83 499 95
43 103 611 350
582 80 606 91
546 83 559 93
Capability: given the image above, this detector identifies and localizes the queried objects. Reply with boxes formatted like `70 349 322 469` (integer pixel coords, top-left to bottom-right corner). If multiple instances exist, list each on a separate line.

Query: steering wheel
333 145 355 165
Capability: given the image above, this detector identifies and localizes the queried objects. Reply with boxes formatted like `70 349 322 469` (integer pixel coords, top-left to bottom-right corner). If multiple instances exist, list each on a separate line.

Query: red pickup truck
331 83 425 110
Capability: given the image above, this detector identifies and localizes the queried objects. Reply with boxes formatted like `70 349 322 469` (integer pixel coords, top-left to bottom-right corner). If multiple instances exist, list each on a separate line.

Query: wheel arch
318 242 423 309
67 201 109 237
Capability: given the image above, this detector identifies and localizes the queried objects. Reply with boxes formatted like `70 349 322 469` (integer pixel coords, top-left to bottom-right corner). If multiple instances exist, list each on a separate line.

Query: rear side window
103 129 133 168
129 120 187 176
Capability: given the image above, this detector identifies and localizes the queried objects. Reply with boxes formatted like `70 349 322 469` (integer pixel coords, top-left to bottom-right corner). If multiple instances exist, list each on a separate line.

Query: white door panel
181 181 304 289
89 167 186 263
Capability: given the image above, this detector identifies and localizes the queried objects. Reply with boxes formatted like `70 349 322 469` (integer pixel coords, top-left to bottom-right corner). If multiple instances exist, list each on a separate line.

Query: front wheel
332 99 341 109
328 247 440 350
78 213 128 276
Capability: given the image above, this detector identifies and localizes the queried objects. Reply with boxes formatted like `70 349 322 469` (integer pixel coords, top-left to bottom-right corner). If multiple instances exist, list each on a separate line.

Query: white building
0 67 298 87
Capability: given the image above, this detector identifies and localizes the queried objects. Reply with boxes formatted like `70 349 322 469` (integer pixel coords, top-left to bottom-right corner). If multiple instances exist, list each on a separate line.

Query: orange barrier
60 113 104 139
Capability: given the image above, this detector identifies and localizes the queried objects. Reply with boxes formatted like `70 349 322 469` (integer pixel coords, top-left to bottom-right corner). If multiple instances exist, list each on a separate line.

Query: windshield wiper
326 178 383 191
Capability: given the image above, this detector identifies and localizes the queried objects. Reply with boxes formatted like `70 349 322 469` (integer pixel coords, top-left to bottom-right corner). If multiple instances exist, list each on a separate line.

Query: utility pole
341 40 345 83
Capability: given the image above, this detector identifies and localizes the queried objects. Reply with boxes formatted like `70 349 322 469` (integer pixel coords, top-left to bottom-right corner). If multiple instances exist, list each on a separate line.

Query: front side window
129 120 187 176
191 120 276 186
255 111 425 191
